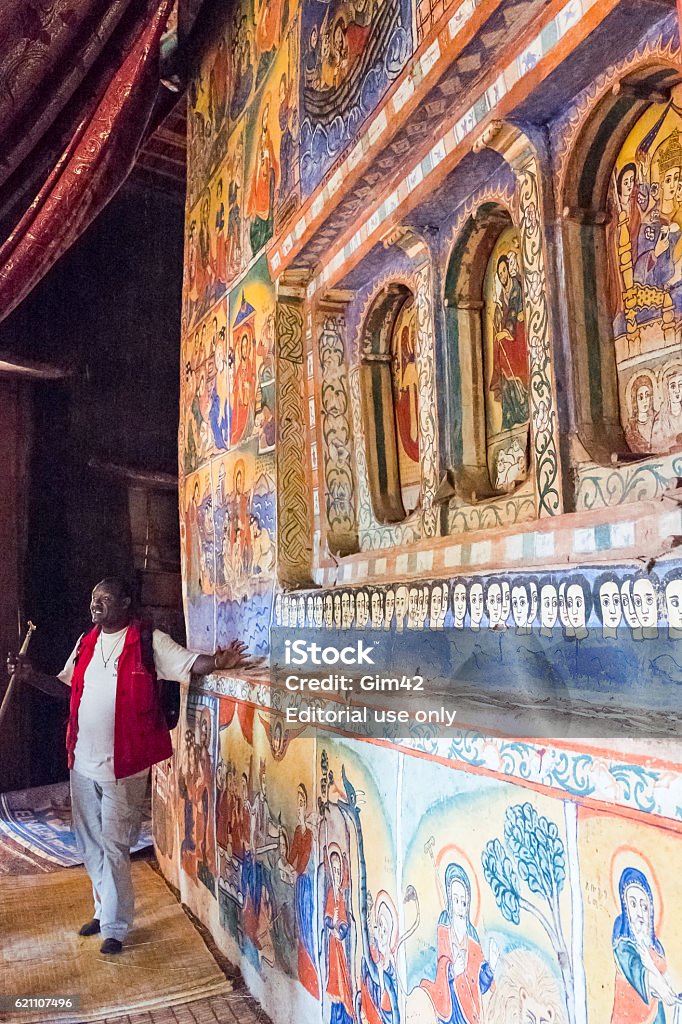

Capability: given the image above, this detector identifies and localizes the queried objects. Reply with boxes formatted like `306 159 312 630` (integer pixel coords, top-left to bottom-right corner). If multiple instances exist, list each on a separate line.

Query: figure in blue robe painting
420 863 497 1024
610 867 681 1024
209 323 230 449
361 891 399 1024
279 783 319 996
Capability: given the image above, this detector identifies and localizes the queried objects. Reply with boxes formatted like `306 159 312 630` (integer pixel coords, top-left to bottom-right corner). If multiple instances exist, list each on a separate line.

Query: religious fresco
315 740 399 1024
402 767 573 1024
579 808 682 1024
299 0 412 194
271 564 682 640
152 758 177 866
244 21 301 255
172 8 682 1024
228 0 299 132
180 466 215 652
180 300 230 473
609 85 682 455
390 296 420 513
187 21 230 209
224 125 248 285
212 440 276 655
270 563 682 730
483 225 530 493
215 704 319 989
229 256 276 452
183 171 230 333
177 691 219 896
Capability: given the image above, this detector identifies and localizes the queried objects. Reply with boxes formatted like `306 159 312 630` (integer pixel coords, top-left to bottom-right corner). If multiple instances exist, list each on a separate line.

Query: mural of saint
484 226 530 490
278 72 296 201
178 727 199 879
242 761 278 965
610 867 681 1024
254 0 283 63
360 891 399 1024
279 783 319 996
231 292 258 445
391 298 420 512
323 843 355 1024
214 177 227 286
186 479 204 596
227 134 245 279
229 459 254 580
651 364 682 452
624 373 655 454
608 88 682 454
197 189 216 315
420 863 496 1024
230 12 255 122
211 326 230 450
194 705 217 891
208 35 229 137
489 250 529 431
248 96 280 255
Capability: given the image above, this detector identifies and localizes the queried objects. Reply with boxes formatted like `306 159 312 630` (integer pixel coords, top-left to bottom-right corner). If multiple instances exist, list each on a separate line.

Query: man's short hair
95 575 135 603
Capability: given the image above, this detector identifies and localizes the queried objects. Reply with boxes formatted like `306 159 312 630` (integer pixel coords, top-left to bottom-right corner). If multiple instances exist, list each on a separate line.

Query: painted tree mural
481 802 574 1024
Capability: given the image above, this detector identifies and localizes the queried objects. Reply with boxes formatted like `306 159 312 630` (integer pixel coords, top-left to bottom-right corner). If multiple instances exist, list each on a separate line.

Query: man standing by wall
11 576 250 955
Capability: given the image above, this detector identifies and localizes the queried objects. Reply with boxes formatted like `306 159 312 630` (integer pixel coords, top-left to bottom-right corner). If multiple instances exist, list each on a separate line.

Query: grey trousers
70 769 149 941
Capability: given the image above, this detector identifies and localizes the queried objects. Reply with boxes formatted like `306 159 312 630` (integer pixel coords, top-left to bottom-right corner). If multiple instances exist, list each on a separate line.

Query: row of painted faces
273 568 682 637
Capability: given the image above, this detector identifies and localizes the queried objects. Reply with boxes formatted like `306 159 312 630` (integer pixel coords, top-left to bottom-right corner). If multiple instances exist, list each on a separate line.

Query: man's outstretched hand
214 639 252 671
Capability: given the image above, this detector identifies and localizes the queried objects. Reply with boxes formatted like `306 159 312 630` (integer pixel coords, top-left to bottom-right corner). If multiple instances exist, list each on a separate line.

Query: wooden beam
87 458 178 490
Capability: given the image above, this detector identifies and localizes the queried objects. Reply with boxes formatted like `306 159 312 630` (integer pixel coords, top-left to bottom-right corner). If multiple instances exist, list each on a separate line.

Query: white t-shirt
59 628 199 782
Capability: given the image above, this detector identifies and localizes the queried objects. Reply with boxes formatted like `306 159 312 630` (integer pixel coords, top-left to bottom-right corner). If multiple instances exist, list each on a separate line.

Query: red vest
66 621 172 780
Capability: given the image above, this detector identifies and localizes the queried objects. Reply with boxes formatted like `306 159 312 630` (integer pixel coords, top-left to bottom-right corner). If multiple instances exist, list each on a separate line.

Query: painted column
275 273 315 586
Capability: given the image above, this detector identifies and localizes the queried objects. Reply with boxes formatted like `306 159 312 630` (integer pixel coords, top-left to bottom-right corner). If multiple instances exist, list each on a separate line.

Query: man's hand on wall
192 639 253 675
214 639 251 671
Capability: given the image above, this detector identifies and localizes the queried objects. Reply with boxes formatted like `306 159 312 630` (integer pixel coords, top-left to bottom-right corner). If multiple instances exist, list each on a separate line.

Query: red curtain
0 0 174 324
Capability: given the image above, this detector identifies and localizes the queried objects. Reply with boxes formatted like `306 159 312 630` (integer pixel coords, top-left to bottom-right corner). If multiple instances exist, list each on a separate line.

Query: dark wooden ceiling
131 96 187 196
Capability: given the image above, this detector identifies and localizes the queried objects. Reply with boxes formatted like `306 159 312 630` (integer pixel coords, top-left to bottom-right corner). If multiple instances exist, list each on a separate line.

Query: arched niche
561 61 682 464
444 201 530 500
359 282 420 523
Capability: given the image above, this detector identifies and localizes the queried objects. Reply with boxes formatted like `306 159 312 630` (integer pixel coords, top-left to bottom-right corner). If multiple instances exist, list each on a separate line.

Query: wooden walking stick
0 621 37 731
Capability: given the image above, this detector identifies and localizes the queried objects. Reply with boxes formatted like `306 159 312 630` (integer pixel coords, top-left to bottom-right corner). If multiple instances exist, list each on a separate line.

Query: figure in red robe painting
324 844 355 1024
489 253 529 431
280 784 319 997
230 297 257 445
228 462 253 581
255 0 283 55
420 863 496 1024
394 319 420 463
248 98 280 255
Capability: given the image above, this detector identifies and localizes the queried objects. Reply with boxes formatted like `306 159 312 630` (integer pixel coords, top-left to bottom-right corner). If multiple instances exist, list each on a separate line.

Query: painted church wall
156 678 682 1024
170 3 682 1024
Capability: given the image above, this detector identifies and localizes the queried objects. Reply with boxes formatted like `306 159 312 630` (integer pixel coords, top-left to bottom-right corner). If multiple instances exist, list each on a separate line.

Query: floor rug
0 781 152 867
0 860 231 1023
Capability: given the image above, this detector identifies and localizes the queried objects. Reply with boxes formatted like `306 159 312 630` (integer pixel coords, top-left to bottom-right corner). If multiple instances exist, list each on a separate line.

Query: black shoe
100 938 123 955
78 918 100 936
